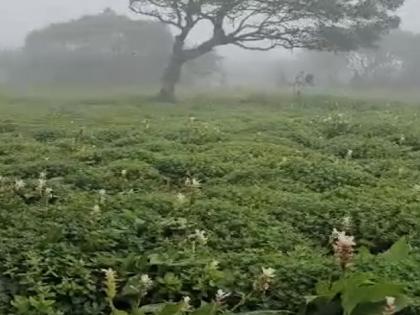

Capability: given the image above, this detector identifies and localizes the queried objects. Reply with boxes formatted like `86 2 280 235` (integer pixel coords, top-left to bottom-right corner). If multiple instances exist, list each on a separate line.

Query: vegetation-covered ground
1 92 420 314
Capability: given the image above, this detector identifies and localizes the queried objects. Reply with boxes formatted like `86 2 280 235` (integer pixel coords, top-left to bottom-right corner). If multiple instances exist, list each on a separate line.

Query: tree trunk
158 53 184 102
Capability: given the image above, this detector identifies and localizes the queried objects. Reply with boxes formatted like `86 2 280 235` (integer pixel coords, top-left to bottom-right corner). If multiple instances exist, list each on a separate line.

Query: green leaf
140 303 167 313
351 295 411 315
357 246 373 261
237 311 291 315
157 303 184 315
342 282 404 315
191 303 218 315
381 237 410 263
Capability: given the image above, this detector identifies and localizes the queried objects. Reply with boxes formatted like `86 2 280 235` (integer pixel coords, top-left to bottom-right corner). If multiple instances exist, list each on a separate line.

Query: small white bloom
191 229 208 245
209 260 219 269
400 135 406 143
342 216 352 229
92 204 101 213
140 274 153 289
346 149 353 159
216 289 231 302
182 296 192 311
15 179 25 190
191 178 201 188
337 233 356 247
386 296 396 306
45 187 53 199
121 169 128 177
38 178 47 189
331 228 342 240
262 267 276 279
99 189 106 196
176 193 187 203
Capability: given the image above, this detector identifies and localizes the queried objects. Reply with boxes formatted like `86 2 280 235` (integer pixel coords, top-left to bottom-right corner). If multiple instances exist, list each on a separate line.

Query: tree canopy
129 0 405 100
3 9 221 87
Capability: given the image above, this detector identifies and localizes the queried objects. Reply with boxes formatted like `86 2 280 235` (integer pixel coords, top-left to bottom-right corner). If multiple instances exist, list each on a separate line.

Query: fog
2 1 419 48
1 0 420 95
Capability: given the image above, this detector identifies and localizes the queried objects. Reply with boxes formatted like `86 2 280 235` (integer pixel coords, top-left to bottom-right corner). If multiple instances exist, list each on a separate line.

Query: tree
8 9 221 87
129 0 404 101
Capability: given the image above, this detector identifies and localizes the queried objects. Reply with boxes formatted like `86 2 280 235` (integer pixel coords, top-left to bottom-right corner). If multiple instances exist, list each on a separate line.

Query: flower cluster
331 228 356 270
190 229 208 245
14 179 26 191
185 177 201 189
140 274 153 291
253 267 276 292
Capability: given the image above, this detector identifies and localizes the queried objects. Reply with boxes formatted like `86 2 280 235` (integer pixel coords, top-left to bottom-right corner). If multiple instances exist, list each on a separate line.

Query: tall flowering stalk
103 268 118 311
331 228 356 271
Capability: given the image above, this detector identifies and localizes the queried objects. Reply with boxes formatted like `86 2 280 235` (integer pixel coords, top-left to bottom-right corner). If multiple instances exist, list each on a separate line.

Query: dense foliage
0 92 420 314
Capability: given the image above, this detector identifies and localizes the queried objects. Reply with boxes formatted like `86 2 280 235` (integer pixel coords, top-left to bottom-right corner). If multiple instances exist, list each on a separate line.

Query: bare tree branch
128 0 404 100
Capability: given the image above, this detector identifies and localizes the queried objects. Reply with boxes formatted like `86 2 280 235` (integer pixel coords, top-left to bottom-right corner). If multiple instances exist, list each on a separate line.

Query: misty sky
1 0 420 52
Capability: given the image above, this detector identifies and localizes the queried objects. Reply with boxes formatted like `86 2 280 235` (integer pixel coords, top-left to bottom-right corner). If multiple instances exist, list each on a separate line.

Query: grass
0 89 420 314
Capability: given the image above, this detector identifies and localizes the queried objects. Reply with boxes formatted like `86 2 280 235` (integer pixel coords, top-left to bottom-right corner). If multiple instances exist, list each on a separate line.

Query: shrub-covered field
1 92 420 314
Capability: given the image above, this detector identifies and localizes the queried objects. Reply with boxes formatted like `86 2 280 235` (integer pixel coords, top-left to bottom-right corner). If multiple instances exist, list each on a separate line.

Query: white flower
15 179 25 190
209 260 219 269
182 296 191 312
386 296 396 306
99 189 106 196
121 169 128 177
342 216 352 229
140 274 153 289
400 135 406 143
38 178 47 189
185 177 201 188
216 289 231 302
92 204 101 213
176 193 187 203
182 296 192 311
191 229 208 245
262 267 276 279
45 187 53 199
191 178 201 188
384 296 397 315
332 229 356 270
337 233 356 247
346 149 353 159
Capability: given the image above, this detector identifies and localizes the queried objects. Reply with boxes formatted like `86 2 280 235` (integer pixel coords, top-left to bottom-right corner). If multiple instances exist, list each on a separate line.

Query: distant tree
13 9 221 87
129 0 404 101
